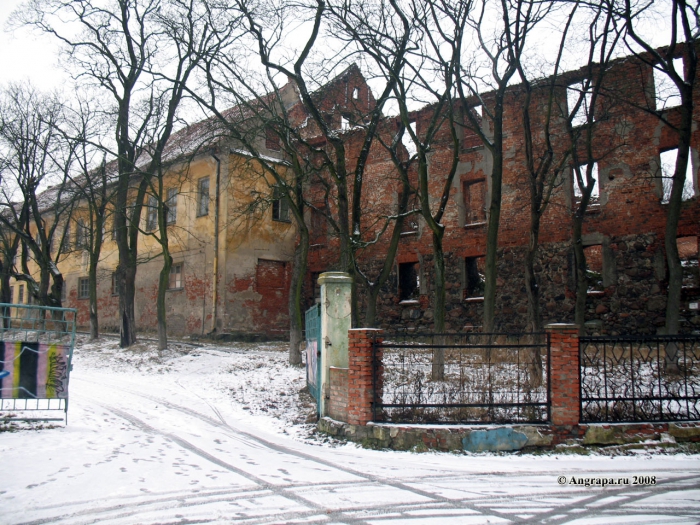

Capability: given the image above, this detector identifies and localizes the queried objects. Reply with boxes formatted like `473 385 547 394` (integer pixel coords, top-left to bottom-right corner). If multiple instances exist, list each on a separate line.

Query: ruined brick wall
309 46 700 335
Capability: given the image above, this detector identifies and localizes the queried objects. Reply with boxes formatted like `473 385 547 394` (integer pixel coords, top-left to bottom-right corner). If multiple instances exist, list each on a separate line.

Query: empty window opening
678 236 699 289
166 188 177 225
168 263 183 289
654 57 683 110
398 262 420 302
584 245 604 292
398 191 419 234
567 80 593 128
573 163 600 201
464 256 485 299
197 177 210 217
464 180 487 225
352 87 360 100
401 121 417 158
341 115 350 131
78 277 89 299
272 186 290 222
660 148 694 203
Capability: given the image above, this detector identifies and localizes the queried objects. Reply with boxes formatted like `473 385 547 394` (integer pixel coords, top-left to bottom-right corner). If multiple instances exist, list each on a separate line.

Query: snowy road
2 340 700 524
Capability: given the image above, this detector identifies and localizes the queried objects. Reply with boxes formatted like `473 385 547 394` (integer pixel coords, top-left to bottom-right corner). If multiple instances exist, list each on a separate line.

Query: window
464 256 485 299
341 115 350 131
78 277 89 299
352 87 360 100
464 180 487 225
584 245 604 293
398 262 420 302
660 148 694 204
168 263 183 289
18 284 23 304
573 163 600 201
398 191 418 234
76 219 88 249
272 186 290 222
111 272 118 295
654 57 683 110
166 188 177 225
61 224 71 252
567 80 593 127
197 177 210 217
265 125 281 151
111 218 118 240
61 283 66 302
146 195 158 231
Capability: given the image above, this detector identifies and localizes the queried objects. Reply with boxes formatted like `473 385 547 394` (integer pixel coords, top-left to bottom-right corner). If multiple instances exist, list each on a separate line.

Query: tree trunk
88 257 99 340
288 228 309 366
525 217 542 333
157 251 172 353
431 229 446 380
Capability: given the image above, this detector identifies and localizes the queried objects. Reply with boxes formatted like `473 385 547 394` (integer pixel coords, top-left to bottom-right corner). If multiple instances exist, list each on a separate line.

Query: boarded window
464 256 485 299
197 177 210 217
256 259 287 294
398 262 420 301
464 180 486 225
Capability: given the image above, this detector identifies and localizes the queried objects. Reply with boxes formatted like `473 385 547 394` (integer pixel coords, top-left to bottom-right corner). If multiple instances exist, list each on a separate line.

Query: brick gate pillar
545 323 580 426
348 328 383 426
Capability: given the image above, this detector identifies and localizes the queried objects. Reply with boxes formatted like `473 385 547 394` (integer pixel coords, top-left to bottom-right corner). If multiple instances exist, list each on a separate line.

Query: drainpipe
210 150 221 334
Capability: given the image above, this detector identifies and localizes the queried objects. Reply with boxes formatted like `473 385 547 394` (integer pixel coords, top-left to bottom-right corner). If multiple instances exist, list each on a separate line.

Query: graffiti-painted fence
580 335 700 423
373 332 550 424
0 303 77 423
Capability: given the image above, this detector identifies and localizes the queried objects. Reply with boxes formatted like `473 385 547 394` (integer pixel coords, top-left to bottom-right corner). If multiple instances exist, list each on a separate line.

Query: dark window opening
272 186 290 222
398 191 418 234
464 256 485 299
678 236 699 290
146 196 158 231
166 188 177 225
584 245 604 292
464 180 486 225
398 262 420 302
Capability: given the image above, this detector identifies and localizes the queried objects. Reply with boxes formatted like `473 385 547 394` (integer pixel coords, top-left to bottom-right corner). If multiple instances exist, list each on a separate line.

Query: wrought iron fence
580 335 700 423
372 332 550 424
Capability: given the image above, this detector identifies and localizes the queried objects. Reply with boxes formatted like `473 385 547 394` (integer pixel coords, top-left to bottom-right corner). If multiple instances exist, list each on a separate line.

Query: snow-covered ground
2 336 700 525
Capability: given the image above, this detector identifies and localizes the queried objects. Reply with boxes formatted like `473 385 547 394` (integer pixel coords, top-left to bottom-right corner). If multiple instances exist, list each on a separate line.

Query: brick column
546 323 580 426
348 328 383 426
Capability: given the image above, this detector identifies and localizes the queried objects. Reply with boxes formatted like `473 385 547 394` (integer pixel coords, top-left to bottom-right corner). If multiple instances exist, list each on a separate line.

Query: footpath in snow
1 336 700 525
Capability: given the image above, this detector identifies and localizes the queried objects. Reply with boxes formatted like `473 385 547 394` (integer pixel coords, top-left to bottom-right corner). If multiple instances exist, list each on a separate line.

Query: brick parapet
347 328 383 426
546 323 580 427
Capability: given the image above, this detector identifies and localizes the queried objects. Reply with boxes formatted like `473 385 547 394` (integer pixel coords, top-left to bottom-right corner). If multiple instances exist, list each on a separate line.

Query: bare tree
615 0 698 338
0 84 76 310
18 0 234 347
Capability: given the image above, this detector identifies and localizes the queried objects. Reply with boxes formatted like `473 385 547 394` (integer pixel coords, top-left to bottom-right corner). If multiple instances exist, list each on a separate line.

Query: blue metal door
305 304 321 414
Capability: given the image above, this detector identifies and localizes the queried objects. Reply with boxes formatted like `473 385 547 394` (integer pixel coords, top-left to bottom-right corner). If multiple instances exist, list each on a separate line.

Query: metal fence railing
0 303 77 423
372 332 550 425
580 335 700 423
